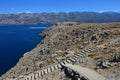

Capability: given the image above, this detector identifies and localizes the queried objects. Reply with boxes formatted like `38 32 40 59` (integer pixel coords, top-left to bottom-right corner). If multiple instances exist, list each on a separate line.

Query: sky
0 0 120 13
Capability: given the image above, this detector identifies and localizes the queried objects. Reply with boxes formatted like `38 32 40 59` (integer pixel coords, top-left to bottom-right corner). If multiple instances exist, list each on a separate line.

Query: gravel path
64 64 107 80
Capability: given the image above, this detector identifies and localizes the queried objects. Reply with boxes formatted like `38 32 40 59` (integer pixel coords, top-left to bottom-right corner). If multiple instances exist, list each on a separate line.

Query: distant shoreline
0 23 52 26
1 22 120 27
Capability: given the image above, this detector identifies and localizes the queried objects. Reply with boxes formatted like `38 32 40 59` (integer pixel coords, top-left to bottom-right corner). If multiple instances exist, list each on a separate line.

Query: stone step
80 53 86 57
66 59 71 63
64 61 69 65
72 56 78 60
83 52 90 55
88 47 94 49
31 73 35 80
38 71 42 78
81 51 88 55
85 49 93 52
87 47 96 51
44 69 48 74
85 47 96 51
57 64 62 68
54 65 59 70
25 73 34 80
34 73 39 79
74 55 80 58
50 66 55 71
47 67 52 73
69 57 76 62
41 70 45 76
83 50 91 53
76 54 84 58
60 62 65 66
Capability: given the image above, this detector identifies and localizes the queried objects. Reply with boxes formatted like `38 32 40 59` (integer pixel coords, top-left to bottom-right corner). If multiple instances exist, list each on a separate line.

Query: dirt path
64 64 107 80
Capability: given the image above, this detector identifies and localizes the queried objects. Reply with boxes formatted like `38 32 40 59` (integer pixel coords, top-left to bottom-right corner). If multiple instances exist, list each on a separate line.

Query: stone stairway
7 47 98 80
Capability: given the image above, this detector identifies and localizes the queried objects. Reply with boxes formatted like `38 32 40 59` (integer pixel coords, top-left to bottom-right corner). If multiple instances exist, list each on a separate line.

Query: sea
0 24 52 76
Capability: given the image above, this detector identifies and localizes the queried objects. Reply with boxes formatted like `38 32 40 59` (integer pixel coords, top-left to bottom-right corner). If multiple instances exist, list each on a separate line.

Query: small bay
0 24 52 75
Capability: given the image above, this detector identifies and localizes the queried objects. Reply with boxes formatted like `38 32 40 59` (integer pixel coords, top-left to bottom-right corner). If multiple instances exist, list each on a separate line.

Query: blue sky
0 0 120 13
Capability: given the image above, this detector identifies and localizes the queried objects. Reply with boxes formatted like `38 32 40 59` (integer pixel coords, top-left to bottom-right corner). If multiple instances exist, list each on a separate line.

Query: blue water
0 24 52 76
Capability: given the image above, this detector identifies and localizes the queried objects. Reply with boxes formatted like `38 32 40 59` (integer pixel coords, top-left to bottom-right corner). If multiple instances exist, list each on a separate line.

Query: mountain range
1 12 120 25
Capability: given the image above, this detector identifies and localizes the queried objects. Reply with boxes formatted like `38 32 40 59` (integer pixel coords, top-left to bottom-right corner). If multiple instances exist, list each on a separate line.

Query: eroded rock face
1 22 120 80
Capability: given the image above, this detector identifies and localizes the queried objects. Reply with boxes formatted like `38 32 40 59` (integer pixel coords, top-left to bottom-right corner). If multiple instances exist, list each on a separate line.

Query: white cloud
98 11 103 13
11 10 33 14
26 11 32 13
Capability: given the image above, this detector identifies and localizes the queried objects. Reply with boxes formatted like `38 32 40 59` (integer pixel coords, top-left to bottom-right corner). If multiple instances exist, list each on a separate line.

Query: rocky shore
1 22 120 80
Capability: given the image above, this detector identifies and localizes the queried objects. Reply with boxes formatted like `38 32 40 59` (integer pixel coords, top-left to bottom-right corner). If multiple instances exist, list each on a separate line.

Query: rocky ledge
1 22 120 80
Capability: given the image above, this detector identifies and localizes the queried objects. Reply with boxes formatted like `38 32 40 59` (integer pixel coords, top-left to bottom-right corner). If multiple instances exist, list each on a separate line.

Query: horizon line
0 11 120 14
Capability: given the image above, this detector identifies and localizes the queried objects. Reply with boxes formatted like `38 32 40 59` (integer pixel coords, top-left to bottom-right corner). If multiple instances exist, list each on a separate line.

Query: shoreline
0 24 52 76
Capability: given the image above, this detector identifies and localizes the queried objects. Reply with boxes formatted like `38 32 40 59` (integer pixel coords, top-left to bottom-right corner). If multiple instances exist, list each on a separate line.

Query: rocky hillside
1 22 120 80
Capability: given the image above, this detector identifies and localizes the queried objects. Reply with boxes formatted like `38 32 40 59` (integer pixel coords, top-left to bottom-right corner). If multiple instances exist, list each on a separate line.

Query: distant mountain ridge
1 12 120 25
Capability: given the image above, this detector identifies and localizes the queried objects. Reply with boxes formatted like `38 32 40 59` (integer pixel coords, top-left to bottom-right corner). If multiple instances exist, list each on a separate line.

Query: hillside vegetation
1 22 120 80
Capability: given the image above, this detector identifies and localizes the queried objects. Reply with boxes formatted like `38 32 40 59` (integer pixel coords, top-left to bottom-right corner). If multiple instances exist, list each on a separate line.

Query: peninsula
1 22 120 80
